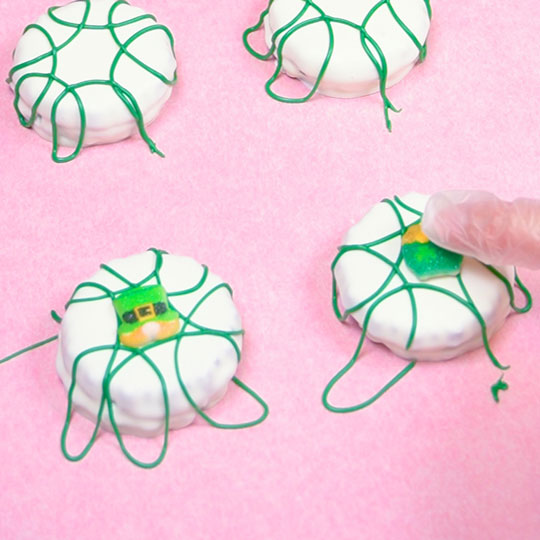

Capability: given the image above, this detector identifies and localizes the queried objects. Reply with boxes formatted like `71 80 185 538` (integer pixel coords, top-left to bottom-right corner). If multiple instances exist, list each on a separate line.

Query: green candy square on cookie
402 224 463 280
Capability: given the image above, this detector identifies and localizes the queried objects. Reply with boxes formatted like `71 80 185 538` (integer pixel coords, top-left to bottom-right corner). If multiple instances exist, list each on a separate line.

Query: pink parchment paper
1 1 539 539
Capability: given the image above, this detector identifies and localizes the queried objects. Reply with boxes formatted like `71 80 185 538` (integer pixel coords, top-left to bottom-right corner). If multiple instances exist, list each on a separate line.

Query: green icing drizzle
243 0 432 130
491 375 508 403
7 0 177 163
0 334 58 366
0 248 268 468
322 196 532 412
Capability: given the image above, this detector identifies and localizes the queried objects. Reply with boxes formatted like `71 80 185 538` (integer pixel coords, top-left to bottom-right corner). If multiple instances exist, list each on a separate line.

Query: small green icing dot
491 376 509 403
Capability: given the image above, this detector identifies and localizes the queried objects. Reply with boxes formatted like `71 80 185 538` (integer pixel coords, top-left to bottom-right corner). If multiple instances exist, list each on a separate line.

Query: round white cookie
333 194 514 361
263 0 430 98
56 251 242 437
9 0 176 158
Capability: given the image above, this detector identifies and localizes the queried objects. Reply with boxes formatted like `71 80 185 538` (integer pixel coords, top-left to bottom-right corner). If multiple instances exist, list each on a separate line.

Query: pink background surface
1 1 539 538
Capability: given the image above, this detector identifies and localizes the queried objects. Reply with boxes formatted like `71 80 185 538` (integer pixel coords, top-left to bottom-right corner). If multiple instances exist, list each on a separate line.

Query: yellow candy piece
402 223 430 245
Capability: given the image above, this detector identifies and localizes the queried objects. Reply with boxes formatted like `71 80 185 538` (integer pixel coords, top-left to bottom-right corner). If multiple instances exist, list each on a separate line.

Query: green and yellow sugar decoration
401 223 463 280
113 285 180 348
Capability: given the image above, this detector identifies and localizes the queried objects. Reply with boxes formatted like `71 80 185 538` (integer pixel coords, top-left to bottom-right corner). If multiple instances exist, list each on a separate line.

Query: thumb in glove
422 190 540 269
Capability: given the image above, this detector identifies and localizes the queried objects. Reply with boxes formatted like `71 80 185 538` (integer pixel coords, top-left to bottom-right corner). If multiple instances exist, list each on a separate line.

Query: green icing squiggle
0 248 269 469
7 0 177 163
322 196 532 412
243 0 431 130
491 375 508 403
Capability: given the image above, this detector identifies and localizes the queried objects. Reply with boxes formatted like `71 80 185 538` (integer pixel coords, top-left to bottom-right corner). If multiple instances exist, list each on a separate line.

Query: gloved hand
422 190 540 269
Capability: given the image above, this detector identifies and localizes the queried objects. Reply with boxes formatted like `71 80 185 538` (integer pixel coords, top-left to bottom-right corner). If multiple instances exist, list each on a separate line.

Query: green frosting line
243 0 432 130
0 248 269 469
0 335 58 365
7 0 177 163
323 196 532 412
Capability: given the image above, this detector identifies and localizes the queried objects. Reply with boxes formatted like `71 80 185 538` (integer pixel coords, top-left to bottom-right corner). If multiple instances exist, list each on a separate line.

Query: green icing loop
0 248 268 469
7 0 177 163
323 196 532 412
243 0 431 130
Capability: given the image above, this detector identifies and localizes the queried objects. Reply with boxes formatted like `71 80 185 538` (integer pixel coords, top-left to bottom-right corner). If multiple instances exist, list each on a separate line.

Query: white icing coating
10 0 176 149
56 251 242 437
334 194 514 361
264 0 430 98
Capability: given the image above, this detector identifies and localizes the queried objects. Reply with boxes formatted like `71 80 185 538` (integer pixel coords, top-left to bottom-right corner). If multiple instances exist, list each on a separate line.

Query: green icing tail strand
323 196 532 411
0 334 58 366
243 0 431 130
1 248 268 469
7 0 176 163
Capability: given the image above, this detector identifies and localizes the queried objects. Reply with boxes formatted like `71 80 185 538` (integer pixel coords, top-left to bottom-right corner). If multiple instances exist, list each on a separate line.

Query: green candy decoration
113 285 180 348
401 223 463 280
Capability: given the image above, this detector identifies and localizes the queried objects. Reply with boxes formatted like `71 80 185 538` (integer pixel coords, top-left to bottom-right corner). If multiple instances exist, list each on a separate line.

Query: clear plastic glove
422 190 540 269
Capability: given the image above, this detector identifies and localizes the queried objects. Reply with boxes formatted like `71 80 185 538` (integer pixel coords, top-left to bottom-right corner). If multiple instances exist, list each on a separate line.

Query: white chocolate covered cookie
8 0 176 162
333 193 515 361
55 249 268 467
323 193 531 412
56 250 244 437
244 0 431 127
